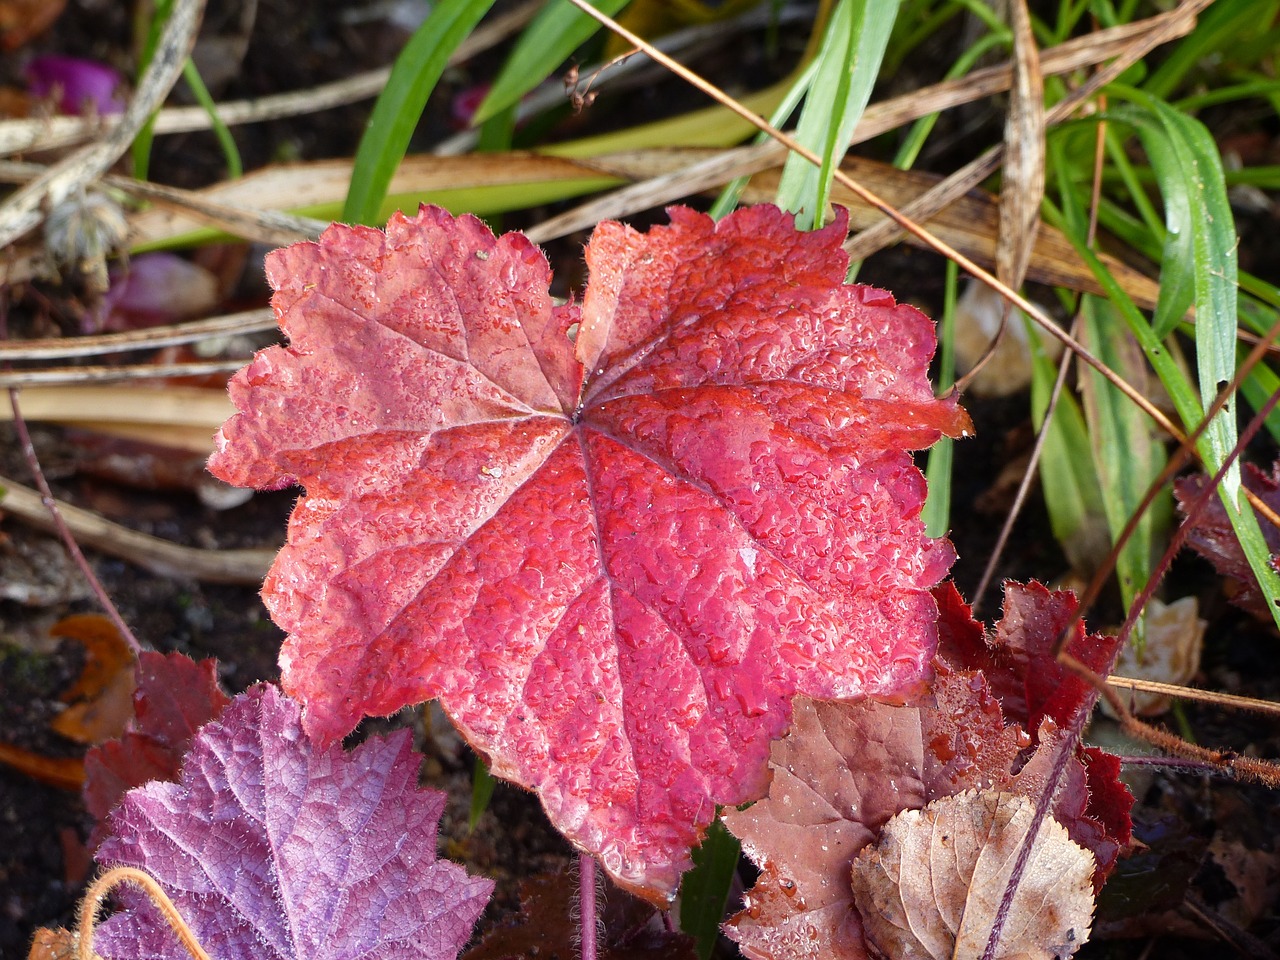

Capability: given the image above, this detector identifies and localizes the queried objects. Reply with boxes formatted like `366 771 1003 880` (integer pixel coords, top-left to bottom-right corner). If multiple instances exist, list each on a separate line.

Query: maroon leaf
935 580 1124 735
1174 462 1280 619
208 204 968 899
935 581 1131 867
722 583 1132 960
94 685 493 960
83 651 231 847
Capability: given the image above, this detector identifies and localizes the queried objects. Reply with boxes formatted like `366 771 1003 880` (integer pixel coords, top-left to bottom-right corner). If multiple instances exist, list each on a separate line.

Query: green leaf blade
343 0 499 225
774 0 899 229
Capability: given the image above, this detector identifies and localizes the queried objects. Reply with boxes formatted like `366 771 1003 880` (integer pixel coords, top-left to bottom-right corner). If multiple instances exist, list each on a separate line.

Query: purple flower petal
25 54 124 116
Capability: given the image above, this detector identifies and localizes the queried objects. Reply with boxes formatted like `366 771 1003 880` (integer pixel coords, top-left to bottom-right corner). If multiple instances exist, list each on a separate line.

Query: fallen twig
0 471 276 584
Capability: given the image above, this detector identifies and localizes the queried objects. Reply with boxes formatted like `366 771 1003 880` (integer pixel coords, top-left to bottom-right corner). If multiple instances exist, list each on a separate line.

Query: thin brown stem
1 293 142 655
1070 313 1280 645
558 0 1189 450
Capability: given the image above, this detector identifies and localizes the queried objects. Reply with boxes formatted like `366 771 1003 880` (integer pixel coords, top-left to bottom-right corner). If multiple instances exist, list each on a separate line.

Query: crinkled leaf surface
208 203 969 899
934 580 1125 737
850 790 1095 960
84 651 230 847
1174 462 1280 619
722 583 1131 960
94 685 492 960
934 581 1132 867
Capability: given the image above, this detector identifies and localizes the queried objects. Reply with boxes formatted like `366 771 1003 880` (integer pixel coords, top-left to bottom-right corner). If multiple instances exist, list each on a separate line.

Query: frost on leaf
1174 462 1280 619
721 583 1130 960
93 685 493 960
208 203 969 900
850 790 1095 960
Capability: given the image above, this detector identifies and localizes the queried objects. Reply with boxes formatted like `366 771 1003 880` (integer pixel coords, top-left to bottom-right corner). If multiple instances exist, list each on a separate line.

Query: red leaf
935 581 1132 864
1174 462 1280 619
936 580 1124 734
94 685 492 960
722 583 1132 959
83 651 230 847
209 204 969 900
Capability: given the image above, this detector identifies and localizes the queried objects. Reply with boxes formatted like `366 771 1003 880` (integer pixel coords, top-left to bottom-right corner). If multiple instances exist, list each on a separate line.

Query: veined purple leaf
94 685 492 960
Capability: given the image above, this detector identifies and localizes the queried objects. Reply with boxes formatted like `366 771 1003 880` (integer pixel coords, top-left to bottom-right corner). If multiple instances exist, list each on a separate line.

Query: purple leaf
94 685 493 960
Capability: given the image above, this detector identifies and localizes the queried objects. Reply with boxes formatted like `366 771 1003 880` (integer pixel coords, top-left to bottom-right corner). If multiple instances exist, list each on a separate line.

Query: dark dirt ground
2 1 1280 958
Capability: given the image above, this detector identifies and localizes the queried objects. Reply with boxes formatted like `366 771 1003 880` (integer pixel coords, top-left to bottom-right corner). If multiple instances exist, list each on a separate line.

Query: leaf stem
78 865 212 960
579 852 598 960
0 294 142 656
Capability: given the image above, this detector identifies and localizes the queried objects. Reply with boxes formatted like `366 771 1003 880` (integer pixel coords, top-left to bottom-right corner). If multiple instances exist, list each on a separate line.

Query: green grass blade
774 0 899 229
181 59 242 179
1144 0 1280 100
343 0 499 225
1028 323 1109 576
1044 145 1161 611
469 755 497 832
1043 190 1280 634
708 57 819 219
1107 112 1194 339
474 0 633 125
1111 90 1239 496
1079 295 1170 627
679 817 740 960
923 259 958 539
130 0 174 181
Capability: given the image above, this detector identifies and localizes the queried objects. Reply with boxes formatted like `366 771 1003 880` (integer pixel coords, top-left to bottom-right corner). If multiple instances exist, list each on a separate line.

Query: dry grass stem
1107 676 1280 719
0 0 207 250
525 142 784 243
560 0 1196 449
0 0 544 157
0 307 275 360
526 6 1197 251
0 471 275 584
844 0 1212 263
0 360 249 388
0 160 326 249
995 0 1045 293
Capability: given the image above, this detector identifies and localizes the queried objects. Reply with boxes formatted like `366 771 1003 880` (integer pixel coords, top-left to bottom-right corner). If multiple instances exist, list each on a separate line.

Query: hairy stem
78 865 212 960
579 852 598 960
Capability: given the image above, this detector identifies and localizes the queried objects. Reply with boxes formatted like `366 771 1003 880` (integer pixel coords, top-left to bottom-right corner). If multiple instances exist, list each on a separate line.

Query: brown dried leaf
0 740 83 789
850 790 1095 960
721 675 1033 960
997 0 1045 292
25 926 79 960
1103 596 1205 718
723 585 1131 960
48 614 136 745
0 0 65 50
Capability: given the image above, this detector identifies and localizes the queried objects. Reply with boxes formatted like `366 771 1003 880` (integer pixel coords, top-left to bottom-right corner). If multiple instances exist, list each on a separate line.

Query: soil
2 1 1279 958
